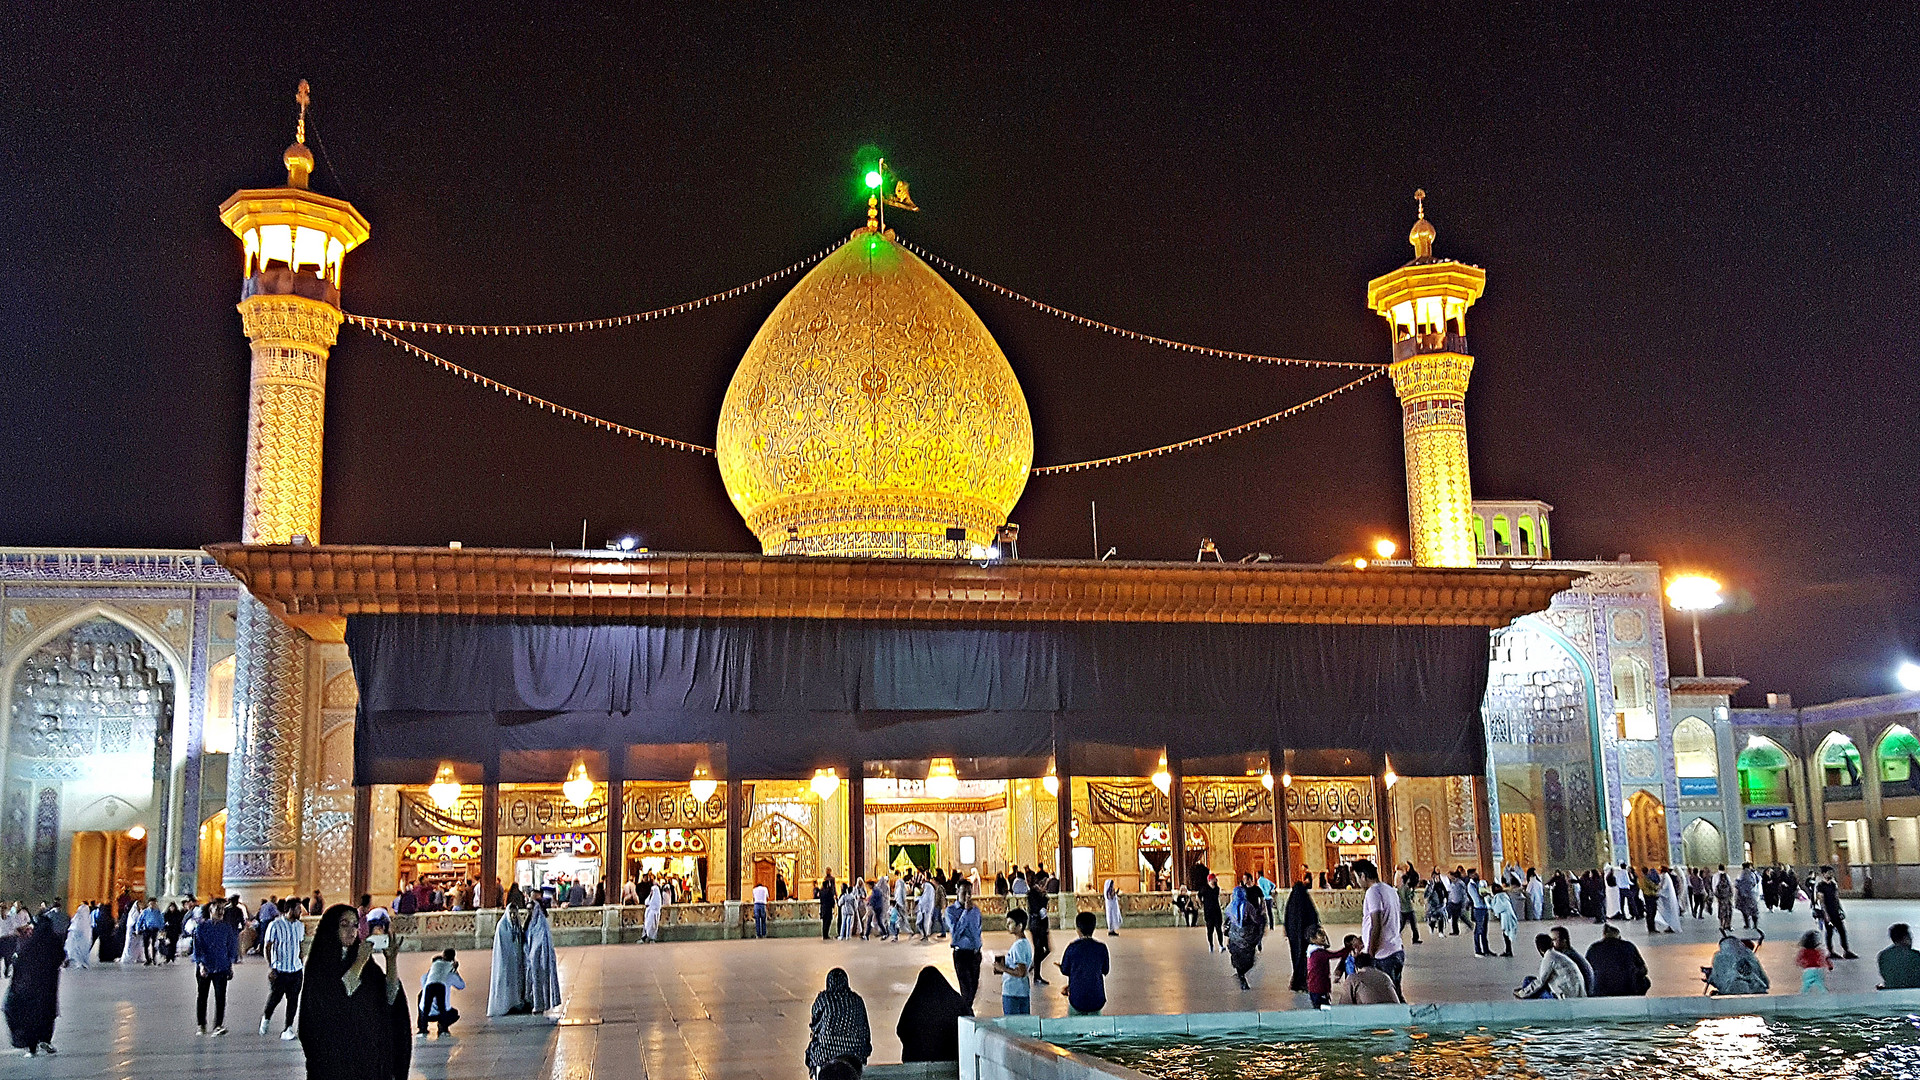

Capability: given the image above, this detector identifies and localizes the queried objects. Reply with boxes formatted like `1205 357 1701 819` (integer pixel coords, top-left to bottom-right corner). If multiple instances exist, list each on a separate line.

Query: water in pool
1062 1014 1920 1079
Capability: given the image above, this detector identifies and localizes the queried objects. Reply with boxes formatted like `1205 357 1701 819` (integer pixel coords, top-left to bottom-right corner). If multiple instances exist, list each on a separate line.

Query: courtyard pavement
18 898 1919 1079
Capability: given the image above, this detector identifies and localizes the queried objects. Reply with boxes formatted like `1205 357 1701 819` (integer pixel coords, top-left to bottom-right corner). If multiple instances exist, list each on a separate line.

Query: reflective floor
19 898 1920 1079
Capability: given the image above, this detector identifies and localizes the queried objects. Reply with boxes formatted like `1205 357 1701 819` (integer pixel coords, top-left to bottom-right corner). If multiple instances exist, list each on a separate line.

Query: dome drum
746 489 1007 558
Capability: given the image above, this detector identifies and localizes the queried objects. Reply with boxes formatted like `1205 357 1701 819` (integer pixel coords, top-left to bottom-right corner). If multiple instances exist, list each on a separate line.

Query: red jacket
1305 943 1351 995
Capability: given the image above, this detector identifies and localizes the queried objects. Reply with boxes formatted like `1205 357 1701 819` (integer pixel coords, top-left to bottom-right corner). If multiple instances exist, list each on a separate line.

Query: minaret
1367 191 1486 568
216 82 369 894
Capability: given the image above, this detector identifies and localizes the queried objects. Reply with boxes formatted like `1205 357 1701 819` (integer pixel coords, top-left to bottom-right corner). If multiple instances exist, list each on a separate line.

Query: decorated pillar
1367 191 1486 568
219 82 370 894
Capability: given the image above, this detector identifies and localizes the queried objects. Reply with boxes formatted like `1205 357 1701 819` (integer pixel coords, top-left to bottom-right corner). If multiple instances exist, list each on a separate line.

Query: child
1795 930 1831 994
991 909 1033 1016
1057 911 1110 1016
1340 933 1360 981
1303 927 1351 1010
418 948 466 1037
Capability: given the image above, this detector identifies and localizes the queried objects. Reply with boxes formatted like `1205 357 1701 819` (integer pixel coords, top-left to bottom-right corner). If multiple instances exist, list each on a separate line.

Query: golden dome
1408 188 1436 259
717 229 1033 557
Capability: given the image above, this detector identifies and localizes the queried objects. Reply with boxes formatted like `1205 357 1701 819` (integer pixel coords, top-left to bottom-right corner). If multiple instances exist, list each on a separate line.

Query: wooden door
752 857 777 894
1625 791 1668 869
1500 812 1539 871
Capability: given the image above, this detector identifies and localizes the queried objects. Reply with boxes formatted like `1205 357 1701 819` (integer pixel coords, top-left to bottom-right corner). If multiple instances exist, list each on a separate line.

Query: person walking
1816 868 1857 958
261 900 306 1040
193 900 240 1036
1795 930 1832 993
1488 882 1517 957
4 912 61 1056
818 873 837 941
1735 863 1762 930
1714 867 1735 933
805 968 871 1078
1355 859 1406 996
1446 871 1469 936
945 882 983 1012
1526 870 1545 923
1396 867 1422 946
1025 881 1051 986
867 877 886 941
1057 911 1109 1016
1101 879 1123 936
1282 875 1319 991
63 901 91 968
298 904 413 1080
1226 879 1265 990
992 909 1034 1015
416 949 465 1037
752 880 770 939
1654 868 1680 933
836 879 858 942
643 875 665 943
1201 873 1225 953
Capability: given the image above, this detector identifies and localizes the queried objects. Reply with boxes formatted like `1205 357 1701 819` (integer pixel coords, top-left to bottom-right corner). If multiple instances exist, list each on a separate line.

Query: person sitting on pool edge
1514 933 1587 1000
1057 911 1109 1016
1877 923 1920 990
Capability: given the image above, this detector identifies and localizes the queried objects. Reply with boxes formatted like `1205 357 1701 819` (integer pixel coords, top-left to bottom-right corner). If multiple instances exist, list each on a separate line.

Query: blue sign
1746 805 1791 822
1679 777 1719 798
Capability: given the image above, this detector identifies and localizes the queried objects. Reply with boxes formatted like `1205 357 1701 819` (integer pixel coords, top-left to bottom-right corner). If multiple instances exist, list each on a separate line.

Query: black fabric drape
346 615 1491 783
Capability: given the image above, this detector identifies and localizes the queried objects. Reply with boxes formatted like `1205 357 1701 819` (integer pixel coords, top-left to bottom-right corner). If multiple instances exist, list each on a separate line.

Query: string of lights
900 240 1383 371
341 246 835 336
1029 369 1385 474
351 322 716 455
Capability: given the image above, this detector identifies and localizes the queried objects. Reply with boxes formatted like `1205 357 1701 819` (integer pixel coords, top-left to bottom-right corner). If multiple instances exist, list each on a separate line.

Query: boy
991 909 1033 1015
1303 927 1351 1010
1057 911 1110 1016
417 948 466 1037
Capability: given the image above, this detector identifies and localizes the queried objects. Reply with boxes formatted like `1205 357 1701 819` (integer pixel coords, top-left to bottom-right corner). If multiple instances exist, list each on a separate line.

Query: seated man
1585 924 1651 996
1515 933 1587 999
1339 952 1402 1004
1878 923 1920 990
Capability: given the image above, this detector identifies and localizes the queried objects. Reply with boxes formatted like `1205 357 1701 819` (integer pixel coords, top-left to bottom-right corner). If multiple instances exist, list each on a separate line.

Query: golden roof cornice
204 544 1578 639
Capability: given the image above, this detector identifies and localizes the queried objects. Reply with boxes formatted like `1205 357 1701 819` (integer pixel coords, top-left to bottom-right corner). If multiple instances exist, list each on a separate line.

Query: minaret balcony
1392 331 1470 361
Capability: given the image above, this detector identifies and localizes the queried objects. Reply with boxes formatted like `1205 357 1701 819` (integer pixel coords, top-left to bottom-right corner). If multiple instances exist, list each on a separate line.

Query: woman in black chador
4 912 62 1055
1282 877 1319 992
298 904 412 1080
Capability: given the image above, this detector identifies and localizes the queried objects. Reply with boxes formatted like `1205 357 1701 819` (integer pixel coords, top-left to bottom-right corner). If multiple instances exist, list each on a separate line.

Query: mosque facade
13 96 1880 913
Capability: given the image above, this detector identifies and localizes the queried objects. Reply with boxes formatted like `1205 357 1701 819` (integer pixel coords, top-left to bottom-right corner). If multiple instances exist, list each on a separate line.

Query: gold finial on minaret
1409 187 1437 259
284 79 316 189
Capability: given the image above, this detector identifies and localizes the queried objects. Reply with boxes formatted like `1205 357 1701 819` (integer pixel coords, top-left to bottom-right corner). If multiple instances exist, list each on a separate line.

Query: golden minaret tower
1367 191 1486 568
216 82 369 893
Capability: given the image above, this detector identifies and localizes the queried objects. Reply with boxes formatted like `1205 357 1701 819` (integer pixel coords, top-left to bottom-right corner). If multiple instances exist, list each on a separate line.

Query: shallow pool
1060 1013 1920 1079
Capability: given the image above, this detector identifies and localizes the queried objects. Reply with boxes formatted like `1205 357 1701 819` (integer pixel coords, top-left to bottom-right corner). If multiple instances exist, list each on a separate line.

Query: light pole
1665 574 1724 678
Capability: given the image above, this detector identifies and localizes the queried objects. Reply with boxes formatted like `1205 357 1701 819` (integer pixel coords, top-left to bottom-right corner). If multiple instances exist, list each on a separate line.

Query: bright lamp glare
1899 662 1920 693
617 535 639 551
1666 574 1723 612
864 169 883 189
1373 539 1398 560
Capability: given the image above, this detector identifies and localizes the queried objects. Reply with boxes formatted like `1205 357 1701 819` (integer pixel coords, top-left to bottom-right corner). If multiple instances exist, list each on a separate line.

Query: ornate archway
1625 789 1668 869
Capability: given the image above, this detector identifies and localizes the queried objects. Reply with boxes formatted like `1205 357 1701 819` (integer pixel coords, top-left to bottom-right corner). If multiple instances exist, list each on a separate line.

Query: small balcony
1393 331 1470 361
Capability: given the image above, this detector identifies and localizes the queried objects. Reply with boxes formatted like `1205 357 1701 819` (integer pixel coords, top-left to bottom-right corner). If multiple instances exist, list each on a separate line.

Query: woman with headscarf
1714 869 1735 933
1282 876 1318 992
524 901 562 1013
1550 872 1571 919
298 904 411 1080
1102 880 1122 936
1706 934 1770 996
1024 881 1051 985
5 913 61 1055
63 902 91 968
895 966 966 1062
487 904 530 1015
1200 873 1224 953
94 902 120 963
643 876 665 943
1654 868 1680 933
1488 882 1518 957
805 968 871 1078
1226 881 1264 990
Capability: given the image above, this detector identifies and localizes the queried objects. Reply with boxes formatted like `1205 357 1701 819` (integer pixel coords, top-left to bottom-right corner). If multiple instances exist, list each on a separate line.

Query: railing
1392 331 1469 361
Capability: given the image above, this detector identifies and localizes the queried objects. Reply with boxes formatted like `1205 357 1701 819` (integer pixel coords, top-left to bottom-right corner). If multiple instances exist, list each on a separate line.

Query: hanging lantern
1281 772 1294 788
1041 758 1060 797
1259 765 1275 791
688 762 717 803
1151 751 1172 795
810 767 840 800
926 758 959 800
1382 757 1399 790
562 759 593 808
428 763 462 811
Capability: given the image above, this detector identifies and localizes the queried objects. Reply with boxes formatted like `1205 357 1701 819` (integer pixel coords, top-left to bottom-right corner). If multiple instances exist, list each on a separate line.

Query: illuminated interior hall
9 87 1834 923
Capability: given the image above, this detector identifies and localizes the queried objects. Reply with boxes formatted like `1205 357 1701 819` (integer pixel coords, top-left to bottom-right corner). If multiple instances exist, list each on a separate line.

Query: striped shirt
264 915 305 973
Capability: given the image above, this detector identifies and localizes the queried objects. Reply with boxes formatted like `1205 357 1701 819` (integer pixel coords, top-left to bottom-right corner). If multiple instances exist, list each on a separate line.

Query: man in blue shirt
946 882 984 1012
1057 912 1109 1016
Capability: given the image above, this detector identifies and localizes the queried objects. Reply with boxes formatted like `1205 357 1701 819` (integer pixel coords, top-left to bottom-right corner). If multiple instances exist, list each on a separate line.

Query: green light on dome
864 169 883 189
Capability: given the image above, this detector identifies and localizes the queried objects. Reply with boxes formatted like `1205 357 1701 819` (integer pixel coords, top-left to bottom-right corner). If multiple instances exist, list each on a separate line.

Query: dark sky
5 6 1917 706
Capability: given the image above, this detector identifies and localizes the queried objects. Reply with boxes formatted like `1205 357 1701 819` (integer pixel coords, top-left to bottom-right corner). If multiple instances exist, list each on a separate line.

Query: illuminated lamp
1373 539 1398 560
428 763 462 810
810 767 841 800
864 168 884 189
1898 661 1920 693
1281 773 1294 788
1042 759 1059 797
1151 752 1172 796
126 824 146 841
1353 557 1369 569
1665 573 1724 678
688 763 717 804
562 759 593 808
1382 758 1399 790
926 758 960 800
1260 766 1275 791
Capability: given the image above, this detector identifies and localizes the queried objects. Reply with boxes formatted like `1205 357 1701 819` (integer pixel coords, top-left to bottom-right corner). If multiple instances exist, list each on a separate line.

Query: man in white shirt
751 882 770 939
1354 858 1406 997
1516 932 1587 999
260 901 305 1039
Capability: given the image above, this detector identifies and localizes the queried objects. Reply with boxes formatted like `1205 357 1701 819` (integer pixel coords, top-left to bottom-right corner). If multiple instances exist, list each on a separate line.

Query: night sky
5 7 1917 706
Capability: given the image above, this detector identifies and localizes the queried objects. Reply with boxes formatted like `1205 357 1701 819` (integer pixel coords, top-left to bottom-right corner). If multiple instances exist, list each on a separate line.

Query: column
1474 772 1496 880
223 294 340 895
605 754 626 905
1271 748 1291 884
1374 772 1396 876
480 782 500 906
1053 717 1074 894
1861 726 1892 867
848 769 865 882
726 777 744 902
349 784 372 903
1168 756 1187 892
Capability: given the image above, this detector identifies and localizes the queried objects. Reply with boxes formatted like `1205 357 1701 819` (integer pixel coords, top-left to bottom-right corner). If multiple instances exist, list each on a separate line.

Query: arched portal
1679 817 1723 868
1625 790 1668 869
1672 717 1718 778
197 809 227 898
1817 733 1862 788
1877 725 1920 788
1231 822 1276 882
